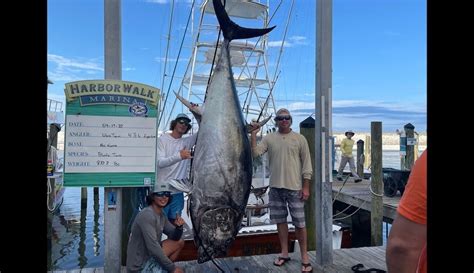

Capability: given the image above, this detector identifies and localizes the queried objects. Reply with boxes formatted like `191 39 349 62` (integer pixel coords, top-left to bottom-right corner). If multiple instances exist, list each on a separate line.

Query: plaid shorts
269 187 306 228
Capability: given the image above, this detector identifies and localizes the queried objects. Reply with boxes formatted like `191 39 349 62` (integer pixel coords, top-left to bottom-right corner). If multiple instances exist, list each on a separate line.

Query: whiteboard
64 115 156 173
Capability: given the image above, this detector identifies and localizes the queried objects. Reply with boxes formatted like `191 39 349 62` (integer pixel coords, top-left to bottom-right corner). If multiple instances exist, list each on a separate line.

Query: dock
48 246 386 273
332 178 401 222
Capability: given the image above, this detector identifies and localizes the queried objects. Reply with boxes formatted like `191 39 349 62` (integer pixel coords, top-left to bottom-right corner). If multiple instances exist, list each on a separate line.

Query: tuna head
195 207 241 263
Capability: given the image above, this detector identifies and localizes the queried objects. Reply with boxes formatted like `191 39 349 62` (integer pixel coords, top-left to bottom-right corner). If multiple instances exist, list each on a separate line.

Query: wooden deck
48 246 386 273
332 178 401 222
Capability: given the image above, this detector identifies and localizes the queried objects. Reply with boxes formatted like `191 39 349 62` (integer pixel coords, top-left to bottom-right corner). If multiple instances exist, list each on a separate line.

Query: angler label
64 115 156 173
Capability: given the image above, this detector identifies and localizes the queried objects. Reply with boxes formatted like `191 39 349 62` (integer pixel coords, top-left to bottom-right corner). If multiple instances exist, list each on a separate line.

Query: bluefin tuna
180 0 276 263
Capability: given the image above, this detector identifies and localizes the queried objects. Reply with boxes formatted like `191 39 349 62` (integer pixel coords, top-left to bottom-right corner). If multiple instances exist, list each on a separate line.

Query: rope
333 199 367 221
333 181 383 220
369 183 384 197
332 175 350 204
46 177 56 212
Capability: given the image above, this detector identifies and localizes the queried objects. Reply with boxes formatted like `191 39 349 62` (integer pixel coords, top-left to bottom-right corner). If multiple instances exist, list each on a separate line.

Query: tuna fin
247 115 272 133
213 0 275 41
174 91 203 123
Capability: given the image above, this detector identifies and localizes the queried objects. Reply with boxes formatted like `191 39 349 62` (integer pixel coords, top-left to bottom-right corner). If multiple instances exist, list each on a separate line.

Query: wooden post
370 122 383 246
356 139 364 178
104 0 123 271
315 0 333 266
93 187 100 256
122 188 137 265
78 195 87 268
81 187 88 209
404 123 415 170
300 116 316 251
48 124 60 148
364 135 371 170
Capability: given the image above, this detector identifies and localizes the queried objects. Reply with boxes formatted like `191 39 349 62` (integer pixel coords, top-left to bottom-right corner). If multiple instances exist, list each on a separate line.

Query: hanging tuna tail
213 0 276 41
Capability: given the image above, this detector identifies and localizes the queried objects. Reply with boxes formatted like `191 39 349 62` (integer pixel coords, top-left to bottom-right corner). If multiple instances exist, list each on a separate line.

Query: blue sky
48 0 426 133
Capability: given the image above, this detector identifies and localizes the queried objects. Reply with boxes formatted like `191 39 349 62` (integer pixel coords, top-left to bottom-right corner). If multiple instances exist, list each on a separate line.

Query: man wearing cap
250 108 313 273
336 130 362 182
126 187 185 273
156 113 196 226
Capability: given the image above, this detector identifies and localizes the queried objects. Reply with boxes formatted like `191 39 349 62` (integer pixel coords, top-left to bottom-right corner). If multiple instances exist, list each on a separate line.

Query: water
48 187 104 271
48 150 410 270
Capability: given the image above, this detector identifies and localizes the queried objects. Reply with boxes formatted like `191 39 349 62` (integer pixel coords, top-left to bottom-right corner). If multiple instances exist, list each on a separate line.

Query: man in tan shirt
250 108 313 273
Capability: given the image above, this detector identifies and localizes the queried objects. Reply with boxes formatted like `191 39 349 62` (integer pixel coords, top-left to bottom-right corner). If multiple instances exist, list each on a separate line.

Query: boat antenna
157 0 196 130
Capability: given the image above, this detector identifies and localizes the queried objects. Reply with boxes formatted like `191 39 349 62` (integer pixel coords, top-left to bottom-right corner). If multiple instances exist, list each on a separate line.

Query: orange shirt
397 150 427 273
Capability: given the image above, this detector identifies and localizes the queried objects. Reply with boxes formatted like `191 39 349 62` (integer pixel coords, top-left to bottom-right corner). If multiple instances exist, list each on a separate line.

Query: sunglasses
275 115 291 121
154 191 171 198
177 119 190 125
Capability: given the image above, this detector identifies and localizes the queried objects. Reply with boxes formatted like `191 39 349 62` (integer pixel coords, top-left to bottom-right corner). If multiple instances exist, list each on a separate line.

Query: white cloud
289 36 308 45
154 57 187 63
333 100 426 113
272 99 426 132
145 0 168 4
267 36 308 48
48 54 103 71
145 0 192 4
48 54 104 82
383 30 401 37
268 40 292 48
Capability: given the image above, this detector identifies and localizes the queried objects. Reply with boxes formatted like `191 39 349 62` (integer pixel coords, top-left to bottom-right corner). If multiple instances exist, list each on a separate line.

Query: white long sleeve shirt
155 132 197 193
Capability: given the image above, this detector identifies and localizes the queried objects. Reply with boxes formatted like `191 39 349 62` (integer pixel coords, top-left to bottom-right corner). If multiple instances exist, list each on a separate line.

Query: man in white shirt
156 113 197 226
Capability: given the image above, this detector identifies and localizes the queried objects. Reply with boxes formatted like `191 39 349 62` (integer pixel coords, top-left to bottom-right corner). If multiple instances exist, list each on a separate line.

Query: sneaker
354 178 362 183
336 176 343 181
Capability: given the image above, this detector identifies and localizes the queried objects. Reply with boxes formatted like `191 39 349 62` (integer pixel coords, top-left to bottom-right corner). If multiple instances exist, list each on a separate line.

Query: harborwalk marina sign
63 80 160 187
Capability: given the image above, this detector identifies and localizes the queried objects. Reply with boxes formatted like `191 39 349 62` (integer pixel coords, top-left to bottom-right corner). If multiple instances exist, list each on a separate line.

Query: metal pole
315 0 333 266
104 0 123 271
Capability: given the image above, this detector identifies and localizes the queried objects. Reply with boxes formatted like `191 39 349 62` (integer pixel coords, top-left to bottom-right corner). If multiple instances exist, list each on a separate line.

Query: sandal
302 262 313 273
273 256 291 266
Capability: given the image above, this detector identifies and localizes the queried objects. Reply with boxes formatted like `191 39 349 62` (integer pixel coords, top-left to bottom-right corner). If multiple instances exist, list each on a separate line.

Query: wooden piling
93 187 100 256
122 188 137 265
356 139 364 178
370 122 383 246
404 123 415 170
81 187 88 209
364 135 371 170
300 116 316 251
79 200 87 268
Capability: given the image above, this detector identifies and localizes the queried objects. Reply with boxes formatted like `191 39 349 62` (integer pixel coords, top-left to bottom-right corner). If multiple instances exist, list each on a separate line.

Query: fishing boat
156 0 350 261
158 0 286 133
47 97 66 213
